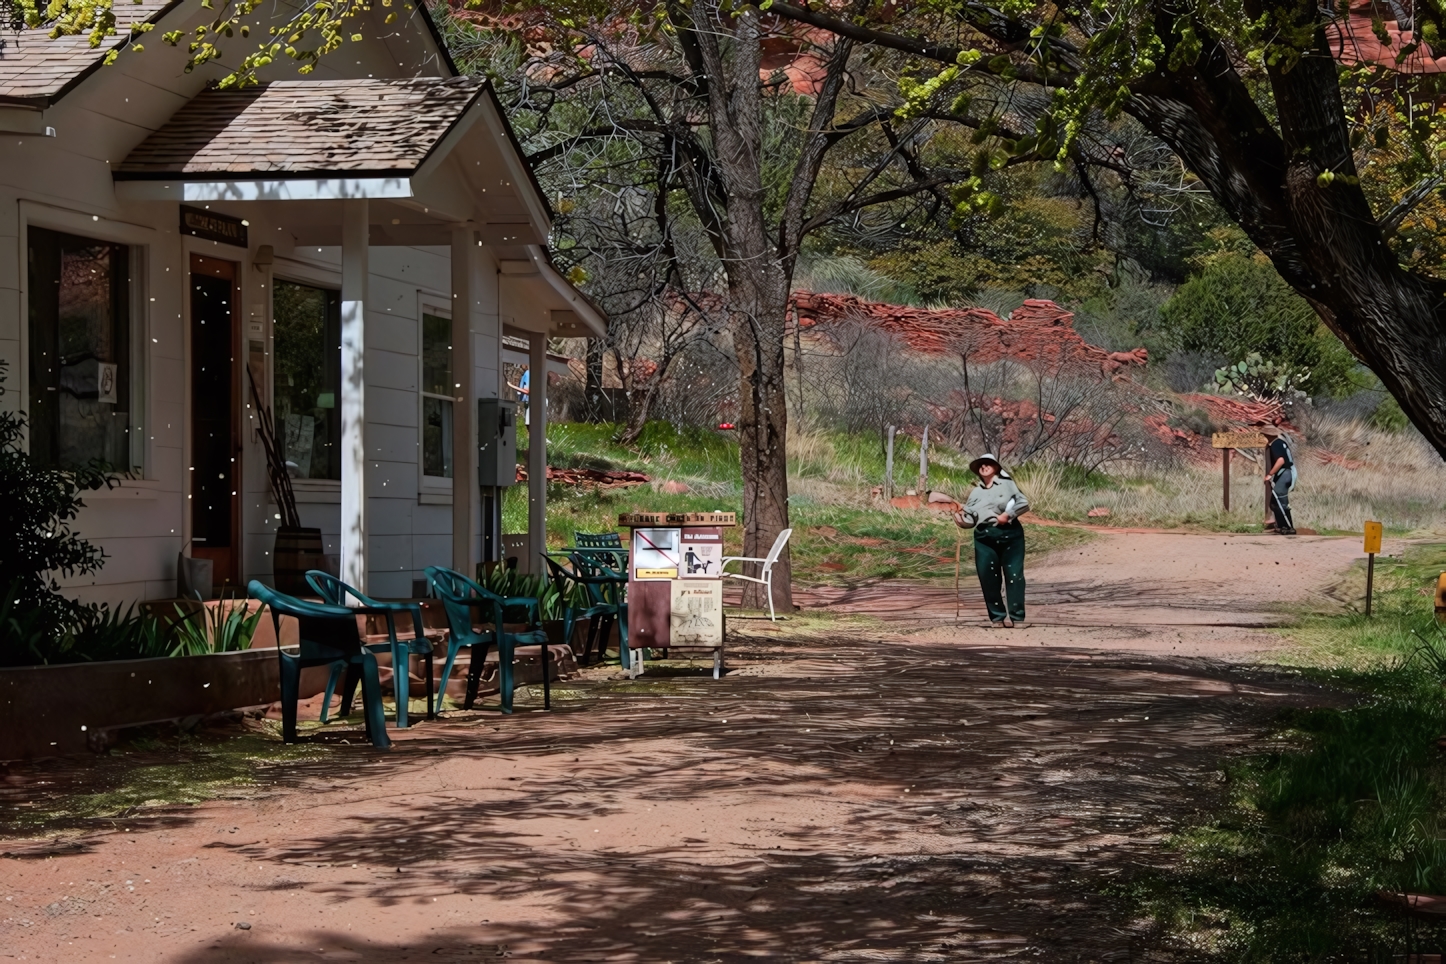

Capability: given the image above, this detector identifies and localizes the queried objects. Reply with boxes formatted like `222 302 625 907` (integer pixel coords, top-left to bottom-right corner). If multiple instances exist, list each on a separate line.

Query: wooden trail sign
1211 431 1268 449
618 511 736 527
1212 431 1269 512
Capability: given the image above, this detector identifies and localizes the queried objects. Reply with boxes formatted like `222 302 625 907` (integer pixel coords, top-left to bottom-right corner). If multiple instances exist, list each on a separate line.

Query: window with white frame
27 226 141 473
420 311 453 480
272 279 341 480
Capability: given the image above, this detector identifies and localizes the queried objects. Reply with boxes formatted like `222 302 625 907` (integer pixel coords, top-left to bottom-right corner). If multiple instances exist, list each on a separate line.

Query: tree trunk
584 338 604 422
683 0 794 614
617 380 658 446
727 273 794 614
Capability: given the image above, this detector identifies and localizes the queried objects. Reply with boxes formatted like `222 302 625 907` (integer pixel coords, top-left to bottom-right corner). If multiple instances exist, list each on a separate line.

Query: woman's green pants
974 522 1026 623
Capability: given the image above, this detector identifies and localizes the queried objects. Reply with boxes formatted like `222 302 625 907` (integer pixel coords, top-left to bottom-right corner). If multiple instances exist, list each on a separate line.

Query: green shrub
167 596 264 657
1370 394 1410 433
474 564 570 622
0 361 131 666
1157 252 1360 398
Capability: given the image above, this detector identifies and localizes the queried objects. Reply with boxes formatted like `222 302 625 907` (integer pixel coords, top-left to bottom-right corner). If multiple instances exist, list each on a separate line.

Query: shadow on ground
70 636 1343 963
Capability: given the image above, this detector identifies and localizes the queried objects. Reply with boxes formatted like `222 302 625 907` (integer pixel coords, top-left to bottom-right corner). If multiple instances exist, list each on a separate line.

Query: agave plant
1409 622 1446 681
168 594 264 657
473 564 567 622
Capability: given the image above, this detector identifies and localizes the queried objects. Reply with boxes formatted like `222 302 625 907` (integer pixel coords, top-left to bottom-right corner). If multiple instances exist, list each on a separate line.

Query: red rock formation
789 291 1148 378
1176 393 1290 429
1327 0 1446 75
516 466 651 488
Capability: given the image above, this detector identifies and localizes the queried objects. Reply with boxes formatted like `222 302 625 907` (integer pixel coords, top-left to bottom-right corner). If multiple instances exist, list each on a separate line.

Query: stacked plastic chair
541 554 626 667
305 571 436 728
247 581 391 749
424 566 552 713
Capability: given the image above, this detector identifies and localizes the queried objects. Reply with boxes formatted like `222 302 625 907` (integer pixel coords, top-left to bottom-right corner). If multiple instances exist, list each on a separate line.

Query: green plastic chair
305 571 435 728
574 531 628 572
247 580 391 749
541 554 624 667
569 550 637 675
424 566 552 713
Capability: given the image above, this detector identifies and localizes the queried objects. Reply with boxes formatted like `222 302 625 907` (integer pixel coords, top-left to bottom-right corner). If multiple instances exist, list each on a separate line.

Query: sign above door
180 206 248 248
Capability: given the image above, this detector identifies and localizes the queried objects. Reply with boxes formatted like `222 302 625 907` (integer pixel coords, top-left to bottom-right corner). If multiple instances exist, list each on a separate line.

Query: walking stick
955 537 962 624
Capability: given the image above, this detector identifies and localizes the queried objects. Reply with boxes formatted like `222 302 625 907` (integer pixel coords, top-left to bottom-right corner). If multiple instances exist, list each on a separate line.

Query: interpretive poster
670 580 723 645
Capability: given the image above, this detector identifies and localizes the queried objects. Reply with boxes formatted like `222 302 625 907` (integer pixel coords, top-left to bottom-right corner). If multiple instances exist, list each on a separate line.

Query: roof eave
527 245 607 338
479 82 555 227
0 0 188 109
113 175 417 201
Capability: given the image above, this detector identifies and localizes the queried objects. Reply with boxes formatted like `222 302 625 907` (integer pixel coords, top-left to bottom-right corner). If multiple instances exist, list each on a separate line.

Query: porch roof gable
114 77 484 178
0 0 180 106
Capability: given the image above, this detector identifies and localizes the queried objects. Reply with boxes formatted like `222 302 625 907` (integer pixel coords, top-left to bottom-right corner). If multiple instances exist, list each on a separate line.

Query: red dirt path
0 532 1369 962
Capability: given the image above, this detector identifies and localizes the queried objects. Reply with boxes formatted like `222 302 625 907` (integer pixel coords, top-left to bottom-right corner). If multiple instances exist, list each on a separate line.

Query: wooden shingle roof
115 77 486 178
0 0 178 106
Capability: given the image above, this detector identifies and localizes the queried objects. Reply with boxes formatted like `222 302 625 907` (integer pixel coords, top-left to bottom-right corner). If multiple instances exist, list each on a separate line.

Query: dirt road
796 528 1365 656
0 531 1364 962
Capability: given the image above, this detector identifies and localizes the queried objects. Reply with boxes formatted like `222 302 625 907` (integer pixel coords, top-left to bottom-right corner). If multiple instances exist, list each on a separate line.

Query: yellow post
1364 521 1382 616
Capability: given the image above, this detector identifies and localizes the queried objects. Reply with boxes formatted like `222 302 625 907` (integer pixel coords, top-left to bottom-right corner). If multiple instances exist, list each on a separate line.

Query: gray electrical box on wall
478 398 518 487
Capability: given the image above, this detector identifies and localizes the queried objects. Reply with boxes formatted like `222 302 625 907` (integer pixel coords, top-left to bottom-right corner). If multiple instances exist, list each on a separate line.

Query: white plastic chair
721 528 793 621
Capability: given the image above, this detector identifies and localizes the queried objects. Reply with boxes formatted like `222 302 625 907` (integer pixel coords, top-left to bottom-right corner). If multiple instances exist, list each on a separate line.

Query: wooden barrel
273 526 326 595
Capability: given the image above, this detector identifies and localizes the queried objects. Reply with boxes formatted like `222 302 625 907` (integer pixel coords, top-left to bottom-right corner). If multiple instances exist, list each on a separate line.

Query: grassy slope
513 421 1092 583
1132 543 1446 960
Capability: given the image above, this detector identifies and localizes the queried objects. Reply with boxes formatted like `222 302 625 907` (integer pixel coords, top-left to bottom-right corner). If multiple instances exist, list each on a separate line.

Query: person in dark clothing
1261 424 1296 535
953 454 1031 628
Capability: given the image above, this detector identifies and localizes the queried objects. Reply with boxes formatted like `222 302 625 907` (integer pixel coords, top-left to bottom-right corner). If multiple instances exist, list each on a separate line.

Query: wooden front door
189 255 240 591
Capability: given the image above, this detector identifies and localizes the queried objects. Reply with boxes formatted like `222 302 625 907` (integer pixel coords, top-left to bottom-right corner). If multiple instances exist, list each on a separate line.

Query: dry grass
1019 416 1446 534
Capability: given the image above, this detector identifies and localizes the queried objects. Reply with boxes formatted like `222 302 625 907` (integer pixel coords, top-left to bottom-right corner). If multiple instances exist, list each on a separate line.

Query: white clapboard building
0 1 601 604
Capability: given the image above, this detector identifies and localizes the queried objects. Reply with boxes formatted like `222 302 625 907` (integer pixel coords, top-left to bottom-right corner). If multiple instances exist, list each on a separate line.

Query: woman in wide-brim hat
954 454 1032 628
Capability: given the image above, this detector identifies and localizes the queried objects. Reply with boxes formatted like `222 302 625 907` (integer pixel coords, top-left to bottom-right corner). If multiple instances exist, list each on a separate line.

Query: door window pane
422 313 452 396
190 260 236 552
421 312 453 479
422 396 453 478
272 280 341 480
27 227 135 471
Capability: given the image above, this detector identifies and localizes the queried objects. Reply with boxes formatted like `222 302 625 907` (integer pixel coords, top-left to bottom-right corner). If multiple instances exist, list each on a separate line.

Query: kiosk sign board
621 512 736 677
671 581 723 645
680 528 723 578
632 527 680 580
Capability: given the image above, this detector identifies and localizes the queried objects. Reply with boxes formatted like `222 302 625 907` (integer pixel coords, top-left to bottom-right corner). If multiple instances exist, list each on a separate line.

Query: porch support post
451 228 477 575
527 330 548 572
340 198 369 592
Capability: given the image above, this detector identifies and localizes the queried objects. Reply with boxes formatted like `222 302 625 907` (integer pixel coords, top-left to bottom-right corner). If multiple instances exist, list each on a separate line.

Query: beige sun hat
969 453 1003 475
1258 424 1283 437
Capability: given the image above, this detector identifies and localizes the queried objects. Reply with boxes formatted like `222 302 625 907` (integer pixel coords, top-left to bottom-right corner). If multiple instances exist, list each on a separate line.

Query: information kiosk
618 511 736 678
